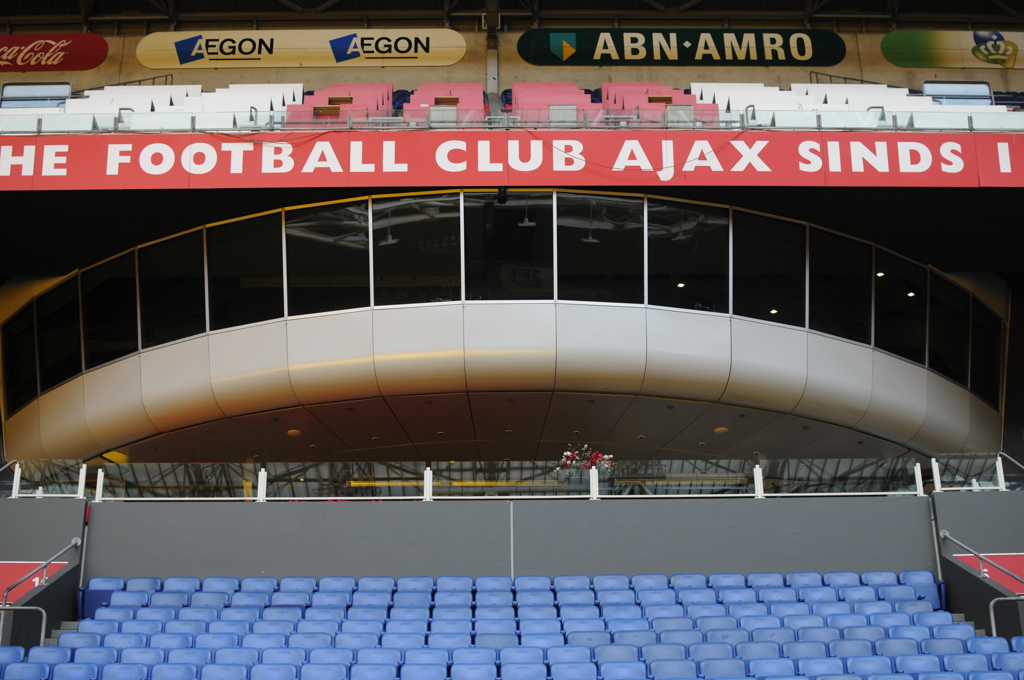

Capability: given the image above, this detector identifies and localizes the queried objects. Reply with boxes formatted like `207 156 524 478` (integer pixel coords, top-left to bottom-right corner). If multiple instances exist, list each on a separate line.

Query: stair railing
939 529 1024 636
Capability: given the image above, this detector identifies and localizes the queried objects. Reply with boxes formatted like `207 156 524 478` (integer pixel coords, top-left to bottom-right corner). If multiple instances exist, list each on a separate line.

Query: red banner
0 130 1021 190
954 553 1024 594
0 34 108 72
0 561 69 603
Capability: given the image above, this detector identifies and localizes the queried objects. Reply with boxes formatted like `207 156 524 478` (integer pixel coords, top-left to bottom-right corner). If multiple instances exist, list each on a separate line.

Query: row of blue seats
93 587 935 612
7 660 1024 680
74 612 966 637
86 573 939 595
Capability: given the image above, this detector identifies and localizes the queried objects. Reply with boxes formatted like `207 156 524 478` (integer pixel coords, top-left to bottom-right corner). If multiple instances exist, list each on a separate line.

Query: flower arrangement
556 444 614 480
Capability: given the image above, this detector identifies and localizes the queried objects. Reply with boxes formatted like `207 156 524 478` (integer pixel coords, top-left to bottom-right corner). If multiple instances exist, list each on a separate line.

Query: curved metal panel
38 376 104 459
722 319 808 412
373 305 467 396
287 311 379 405
554 304 647 393
209 322 299 417
140 336 226 433
855 352 928 444
3 400 44 459
792 334 873 427
640 309 731 401
906 372 971 455
464 303 556 392
961 394 1002 453
83 355 160 450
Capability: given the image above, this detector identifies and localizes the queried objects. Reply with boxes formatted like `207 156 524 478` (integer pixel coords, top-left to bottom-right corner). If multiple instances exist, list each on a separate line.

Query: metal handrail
0 606 48 647
0 459 14 475
997 451 1024 474
0 537 81 606
939 530 1024 635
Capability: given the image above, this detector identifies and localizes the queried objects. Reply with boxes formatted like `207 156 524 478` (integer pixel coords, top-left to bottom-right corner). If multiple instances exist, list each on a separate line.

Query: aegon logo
174 35 274 64
329 33 432 63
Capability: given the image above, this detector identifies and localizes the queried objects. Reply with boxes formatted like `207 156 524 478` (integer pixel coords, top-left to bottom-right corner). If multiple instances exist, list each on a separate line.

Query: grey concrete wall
83 496 937 580
932 491 1024 556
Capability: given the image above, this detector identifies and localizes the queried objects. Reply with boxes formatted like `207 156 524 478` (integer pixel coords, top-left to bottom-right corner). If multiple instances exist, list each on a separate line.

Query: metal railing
939 529 1024 637
0 536 81 647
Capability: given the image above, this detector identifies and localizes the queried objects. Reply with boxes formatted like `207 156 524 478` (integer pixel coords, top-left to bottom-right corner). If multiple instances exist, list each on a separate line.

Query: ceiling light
714 426 729 435
769 309 778 315
287 429 302 437
876 272 885 277
676 283 685 288
907 292 916 297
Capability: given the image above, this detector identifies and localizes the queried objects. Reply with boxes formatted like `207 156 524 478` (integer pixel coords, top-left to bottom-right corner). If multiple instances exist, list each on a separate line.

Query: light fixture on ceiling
518 204 536 227
581 228 600 243
676 282 686 288
769 308 779 315
876 272 885 277
378 207 399 246
907 291 916 297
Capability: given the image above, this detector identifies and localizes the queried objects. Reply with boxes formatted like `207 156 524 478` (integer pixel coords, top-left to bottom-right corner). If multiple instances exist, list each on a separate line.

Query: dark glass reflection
286 201 371 315
464 192 553 301
37 279 81 390
557 193 643 304
139 231 206 348
928 274 970 385
208 213 284 330
82 253 138 369
874 250 927 364
971 300 1002 408
733 212 805 327
647 199 728 312
809 229 871 343
2 305 37 417
372 194 461 306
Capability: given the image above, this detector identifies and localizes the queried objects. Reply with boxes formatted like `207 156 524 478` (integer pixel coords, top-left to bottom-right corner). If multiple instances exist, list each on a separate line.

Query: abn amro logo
549 32 577 61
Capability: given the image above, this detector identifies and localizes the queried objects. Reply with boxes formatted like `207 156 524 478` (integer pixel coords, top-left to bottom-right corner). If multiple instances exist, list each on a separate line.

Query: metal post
76 465 87 499
931 458 943 492
423 467 433 501
996 456 1006 491
589 467 599 500
914 463 925 496
10 463 20 499
754 464 766 498
256 468 267 502
94 468 104 502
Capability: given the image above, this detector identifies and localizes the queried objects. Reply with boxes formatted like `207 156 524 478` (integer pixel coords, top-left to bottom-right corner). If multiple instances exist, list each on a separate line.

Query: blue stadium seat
786 573 823 589
607 619 650 633
599 661 647 680
689 604 728 618
566 631 611 647
230 592 269 607
150 664 199 680
214 649 259 667
395 576 433 592
125 579 161 593
553 575 591 591
677 589 717 606
27 647 72 664
138 608 178 625
476 592 514 607
797 628 841 644
823 573 861 588
353 592 391 607
342 621 383 635
770 603 809 618
655 630 701 646
162 579 201 594
194 634 241 651
750 628 795 644
596 590 636 606
870 612 912 628
945 655 992 673
708 574 746 590
434 591 472 607
550 663 597 680
896 601 935 615
782 641 827 659
761 588 798 604
934 624 977 640
921 639 966 656
189 592 228 608
400 666 446 680
801 587 839 604
308 649 353 666
252 622 293 636
632 574 669 591
875 637 920 657
637 590 676 607
358 650 402 667
748 658 797 678
611 631 657 647
357 576 396 592
894 654 944 675
697 659 747 680
915 612 955 627
94 609 134 623
918 673 966 680
202 577 240 594
393 593 431 608
968 673 1016 680
319 577 356 593
641 643 688 662
88 578 126 591
877 585 918 603
515 576 552 592
670 575 708 590
498 665 546 680
828 639 873 658
101 665 149 680
748 573 785 590
739 615 782 632
649 617 693 634
241 577 279 594
2 665 48 680
861 572 899 587
200 666 249 680
311 593 350 608
435 577 473 592
838 587 877 603
121 620 163 635
434 606 474 620
380 633 426 650
349 665 396 680
589 575 629 591
696 615 737 631
53 664 101 680
149 635 194 652
109 592 149 609
60 634 103 650
385 620 427 634
797 657 846 678
735 641 780 660
518 606 557 620
853 602 893 616
783 615 825 630
498 648 545 665
240 633 287 651
594 645 639 665
450 665 497 680
720 589 758 605
812 603 851 618
271 592 310 607
841 626 886 642
518 633 565 649
77 620 120 636
688 643 734 662
476 577 512 592
120 648 165 666
521 619 561 635
647 659 697 680
828 614 868 629
846 656 893 676
968 638 1012 655
558 605 600 620
347 607 388 622
645 604 687 620
166 651 212 667
177 608 220 624
704 629 750 645
262 650 306 667
300 666 347 680
992 654 1024 672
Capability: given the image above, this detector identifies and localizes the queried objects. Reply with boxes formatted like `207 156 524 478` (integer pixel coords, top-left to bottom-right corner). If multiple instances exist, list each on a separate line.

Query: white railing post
95 468 104 502
931 458 943 492
914 463 925 496
423 467 433 501
76 465 87 499
11 462 21 499
754 464 766 499
256 468 267 502
589 467 599 500
996 455 1007 491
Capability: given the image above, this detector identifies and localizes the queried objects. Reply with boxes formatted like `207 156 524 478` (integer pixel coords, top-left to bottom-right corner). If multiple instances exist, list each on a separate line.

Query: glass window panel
286 200 371 315
464 191 553 301
207 213 284 330
732 212 806 327
36 278 81 391
82 253 138 369
2 305 37 417
874 250 927 364
970 299 1002 408
928 273 970 385
557 193 643 304
372 194 461 306
139 231 206 348
809 229 872 343
647 199 729 312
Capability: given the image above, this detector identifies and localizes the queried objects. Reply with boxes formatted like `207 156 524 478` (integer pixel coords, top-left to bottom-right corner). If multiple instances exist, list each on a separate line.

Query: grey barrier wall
82 496 938 580
932 492 1024 555
0 499 86 646
942 556 1024 638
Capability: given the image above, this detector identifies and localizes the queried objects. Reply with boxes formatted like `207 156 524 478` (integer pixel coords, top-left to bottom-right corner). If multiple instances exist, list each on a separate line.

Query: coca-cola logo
0 33 107 71
0 39 73 67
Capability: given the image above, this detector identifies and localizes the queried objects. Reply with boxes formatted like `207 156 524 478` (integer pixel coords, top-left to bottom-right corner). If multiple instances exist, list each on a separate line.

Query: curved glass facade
1 190 1006 419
